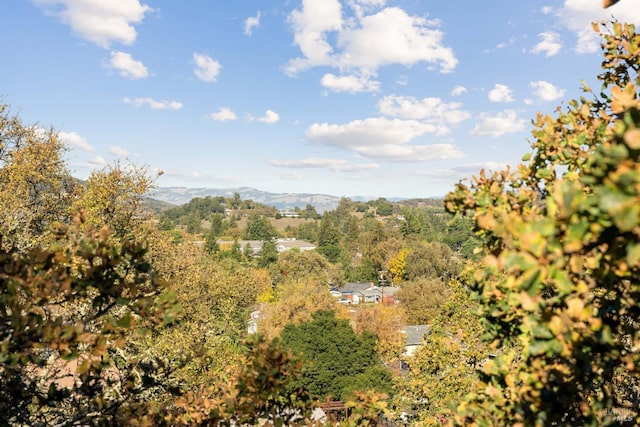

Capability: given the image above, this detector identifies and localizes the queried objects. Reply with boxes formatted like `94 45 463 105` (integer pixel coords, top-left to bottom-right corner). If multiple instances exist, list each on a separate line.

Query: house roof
403 325 431 346
275 239 316 251
339 282 376 293
356 288 382 297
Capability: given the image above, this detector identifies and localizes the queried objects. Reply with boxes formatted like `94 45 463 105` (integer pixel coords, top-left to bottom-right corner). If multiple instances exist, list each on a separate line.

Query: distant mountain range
149 186 377 213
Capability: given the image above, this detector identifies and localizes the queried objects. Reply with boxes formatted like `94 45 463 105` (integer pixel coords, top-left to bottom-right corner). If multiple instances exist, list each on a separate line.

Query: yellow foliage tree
0 104 79 251
446 22 640 426
387 248 410 285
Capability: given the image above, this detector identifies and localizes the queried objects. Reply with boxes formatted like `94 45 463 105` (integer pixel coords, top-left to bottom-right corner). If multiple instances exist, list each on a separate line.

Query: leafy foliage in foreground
445 22 640 426
0 219 179 425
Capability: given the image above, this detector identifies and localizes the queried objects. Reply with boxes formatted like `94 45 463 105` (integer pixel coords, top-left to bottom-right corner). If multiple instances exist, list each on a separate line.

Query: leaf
623 128 640 149
626 243 640 267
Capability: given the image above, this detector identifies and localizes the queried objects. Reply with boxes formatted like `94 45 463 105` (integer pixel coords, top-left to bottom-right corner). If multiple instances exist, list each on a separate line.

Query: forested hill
149 186 420 213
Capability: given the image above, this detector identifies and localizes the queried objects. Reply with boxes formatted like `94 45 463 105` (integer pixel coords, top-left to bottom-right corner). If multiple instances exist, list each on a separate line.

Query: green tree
257 240 278 267
302 203 320 219
374 198 394 216
317 213 342 263
280 310 393 401
296 220 319 243
399 208 423 237
243 213 278 241
446 22 640 426
318 212 340 247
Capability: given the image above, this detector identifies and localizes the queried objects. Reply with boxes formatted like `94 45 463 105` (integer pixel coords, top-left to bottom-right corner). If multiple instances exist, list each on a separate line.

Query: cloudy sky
2 0 639 199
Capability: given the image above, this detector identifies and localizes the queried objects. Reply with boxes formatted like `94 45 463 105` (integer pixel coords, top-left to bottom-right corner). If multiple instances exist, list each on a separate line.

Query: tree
397 280 492 424
272 248 344 287
296 220 319 243
243 213 278 241
0 219 179 425
397 277 450 325
374 198 394 217
257 240 278 267
222 334 315 425
387 248 410 285
0 104 79 251
302 203 320 219
317 213 342 262
446 22 640 426
144 240 272 396
400 208 423 238
351 304 407 365
404 240 461 282
73 161 157 239
280 310 393 401
258 252 342 339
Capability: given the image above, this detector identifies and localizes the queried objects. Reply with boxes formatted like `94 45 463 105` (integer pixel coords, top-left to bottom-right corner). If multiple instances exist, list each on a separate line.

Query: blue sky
2 0 639 199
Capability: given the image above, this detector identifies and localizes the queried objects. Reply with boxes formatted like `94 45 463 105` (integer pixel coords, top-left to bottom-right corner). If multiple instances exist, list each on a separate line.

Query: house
274 238 316 252
401 325 431 357
337 282 399 304
278 209 300 218
215 238 316 255
337 282 373 304
354 287 382 304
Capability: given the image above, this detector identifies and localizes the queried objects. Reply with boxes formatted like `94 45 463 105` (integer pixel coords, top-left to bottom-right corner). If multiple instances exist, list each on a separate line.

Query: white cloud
541 6 554 14
556 0 640 54
337 7 457 73
59 131 93 151
210 107 237 121
104 51 148 79
108 145 129 157
377 95 470 135
470 110 527 137
320 73 380 93
89 156 107 166
286 0 343 73
488 84 515 103
33 0 151 48
530 80 566 101
123 97 183 110
249 110 280 124
348 0 387 19
451 85 467 96
531 32 562 57
306 117 465 161
244 11 261 35
286 2 457 77
193 53 221 82
484 36 517 52
270 157 380 172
